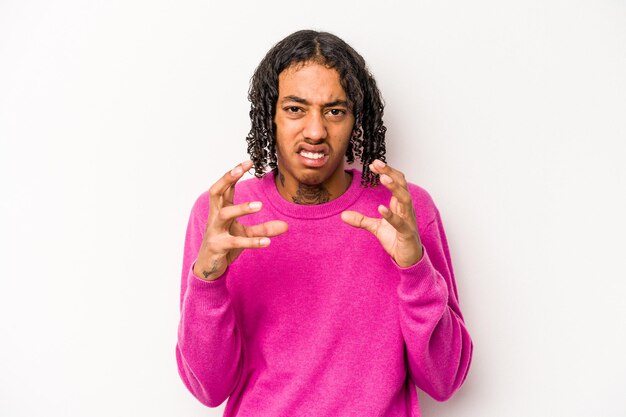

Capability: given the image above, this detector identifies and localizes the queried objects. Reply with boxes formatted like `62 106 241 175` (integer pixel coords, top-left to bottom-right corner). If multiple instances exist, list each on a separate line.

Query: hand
194 161 288 281
341 160 423 268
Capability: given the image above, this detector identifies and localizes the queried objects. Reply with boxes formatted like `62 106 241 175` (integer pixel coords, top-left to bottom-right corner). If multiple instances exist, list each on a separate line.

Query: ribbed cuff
186 262 231 308
397 248 449 303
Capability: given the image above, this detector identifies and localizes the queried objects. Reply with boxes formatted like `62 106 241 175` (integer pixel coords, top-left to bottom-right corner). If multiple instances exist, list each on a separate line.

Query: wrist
193 258 224 281
394 244 424 268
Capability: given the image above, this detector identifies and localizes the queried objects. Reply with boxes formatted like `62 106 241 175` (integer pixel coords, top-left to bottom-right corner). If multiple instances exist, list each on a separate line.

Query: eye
285 106 302 114
327 108 347 118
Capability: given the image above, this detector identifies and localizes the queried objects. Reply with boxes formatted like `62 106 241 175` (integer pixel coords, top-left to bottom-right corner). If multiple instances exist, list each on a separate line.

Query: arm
176 204 242 407
397 209 473 401
176 161 288 406
341 159 472 401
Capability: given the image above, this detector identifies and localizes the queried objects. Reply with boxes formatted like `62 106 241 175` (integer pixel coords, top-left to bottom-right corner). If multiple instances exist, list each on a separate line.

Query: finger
340 210 379 235
223 160 253 206
227 235 272 249
208 160 254 212
369 159 408 188
370 160 415 220
378 172 413 207
212 201 264 228
377 205 412 235
244 220 289 238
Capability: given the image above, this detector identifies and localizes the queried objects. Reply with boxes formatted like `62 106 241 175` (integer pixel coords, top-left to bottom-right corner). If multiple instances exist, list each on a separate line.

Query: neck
275 168 352 205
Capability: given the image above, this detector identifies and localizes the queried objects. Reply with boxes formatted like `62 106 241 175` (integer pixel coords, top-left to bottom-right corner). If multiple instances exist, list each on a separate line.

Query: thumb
341 210 378 235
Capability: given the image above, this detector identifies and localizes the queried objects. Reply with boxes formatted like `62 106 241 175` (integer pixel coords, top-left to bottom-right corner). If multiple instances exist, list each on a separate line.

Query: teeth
300 151 325 160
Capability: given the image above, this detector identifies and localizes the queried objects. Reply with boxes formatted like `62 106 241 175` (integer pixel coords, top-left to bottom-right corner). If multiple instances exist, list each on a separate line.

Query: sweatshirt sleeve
397 207 473 401
175 194 243 407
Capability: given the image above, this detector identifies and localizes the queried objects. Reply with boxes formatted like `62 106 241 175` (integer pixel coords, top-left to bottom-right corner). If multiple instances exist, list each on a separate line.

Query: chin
278 153 345 186
297 170 328 186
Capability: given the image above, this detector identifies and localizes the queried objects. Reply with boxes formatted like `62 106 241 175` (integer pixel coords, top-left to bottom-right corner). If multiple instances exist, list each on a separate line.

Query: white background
1 1 625 416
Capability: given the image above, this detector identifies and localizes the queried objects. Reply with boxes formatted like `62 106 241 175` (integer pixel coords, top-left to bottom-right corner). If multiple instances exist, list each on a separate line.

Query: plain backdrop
1 1 625 416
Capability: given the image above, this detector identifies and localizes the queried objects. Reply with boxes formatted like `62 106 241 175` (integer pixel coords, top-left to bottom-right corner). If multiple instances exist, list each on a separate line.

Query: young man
176 30 472 416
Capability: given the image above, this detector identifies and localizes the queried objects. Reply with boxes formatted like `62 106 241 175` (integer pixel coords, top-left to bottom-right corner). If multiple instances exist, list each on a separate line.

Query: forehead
277 62 346 100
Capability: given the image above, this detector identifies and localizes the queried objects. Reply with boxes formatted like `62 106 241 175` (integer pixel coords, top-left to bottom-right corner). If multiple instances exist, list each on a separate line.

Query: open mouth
299 150 326 160
297 149 329 167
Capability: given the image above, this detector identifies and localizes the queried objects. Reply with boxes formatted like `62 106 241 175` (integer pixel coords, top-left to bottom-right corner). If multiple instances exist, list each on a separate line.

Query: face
274 62 355 186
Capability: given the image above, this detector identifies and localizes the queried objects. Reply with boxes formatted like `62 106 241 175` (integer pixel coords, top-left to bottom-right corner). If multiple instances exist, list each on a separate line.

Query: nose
302 110 327 143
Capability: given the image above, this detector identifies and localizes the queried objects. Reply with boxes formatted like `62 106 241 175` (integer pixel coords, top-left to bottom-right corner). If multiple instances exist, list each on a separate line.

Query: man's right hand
193 161 288 281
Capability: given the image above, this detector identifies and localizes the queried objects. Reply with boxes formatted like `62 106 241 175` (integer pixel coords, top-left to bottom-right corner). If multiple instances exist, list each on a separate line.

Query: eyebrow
280 95 350 108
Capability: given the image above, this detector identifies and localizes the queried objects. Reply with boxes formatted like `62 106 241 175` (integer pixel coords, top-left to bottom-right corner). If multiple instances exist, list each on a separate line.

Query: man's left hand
341 160 423 268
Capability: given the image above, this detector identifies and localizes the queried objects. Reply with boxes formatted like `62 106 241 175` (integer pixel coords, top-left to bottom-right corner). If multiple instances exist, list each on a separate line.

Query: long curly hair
246 30 387 187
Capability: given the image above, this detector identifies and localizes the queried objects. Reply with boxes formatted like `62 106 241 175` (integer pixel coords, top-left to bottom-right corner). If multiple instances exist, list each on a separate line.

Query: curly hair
245 30 387 187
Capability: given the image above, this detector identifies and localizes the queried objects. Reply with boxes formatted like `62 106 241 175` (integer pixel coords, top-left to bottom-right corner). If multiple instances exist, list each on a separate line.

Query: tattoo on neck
278 171 285 188
292 183 331 205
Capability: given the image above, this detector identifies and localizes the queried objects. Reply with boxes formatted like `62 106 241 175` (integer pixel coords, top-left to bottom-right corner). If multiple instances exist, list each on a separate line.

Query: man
176 30 472 416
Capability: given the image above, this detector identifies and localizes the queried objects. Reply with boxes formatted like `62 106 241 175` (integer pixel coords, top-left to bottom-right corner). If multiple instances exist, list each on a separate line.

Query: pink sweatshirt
176 169 472 416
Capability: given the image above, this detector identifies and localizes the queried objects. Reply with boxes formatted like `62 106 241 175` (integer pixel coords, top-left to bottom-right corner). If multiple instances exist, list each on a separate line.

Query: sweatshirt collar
261 169 364 219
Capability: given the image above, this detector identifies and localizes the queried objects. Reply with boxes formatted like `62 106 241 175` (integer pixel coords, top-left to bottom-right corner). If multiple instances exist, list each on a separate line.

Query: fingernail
259 237 270 246
249 201 262 210
380 174 393 184
231 166 243 176
378 205 389 215
374 159 386 168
